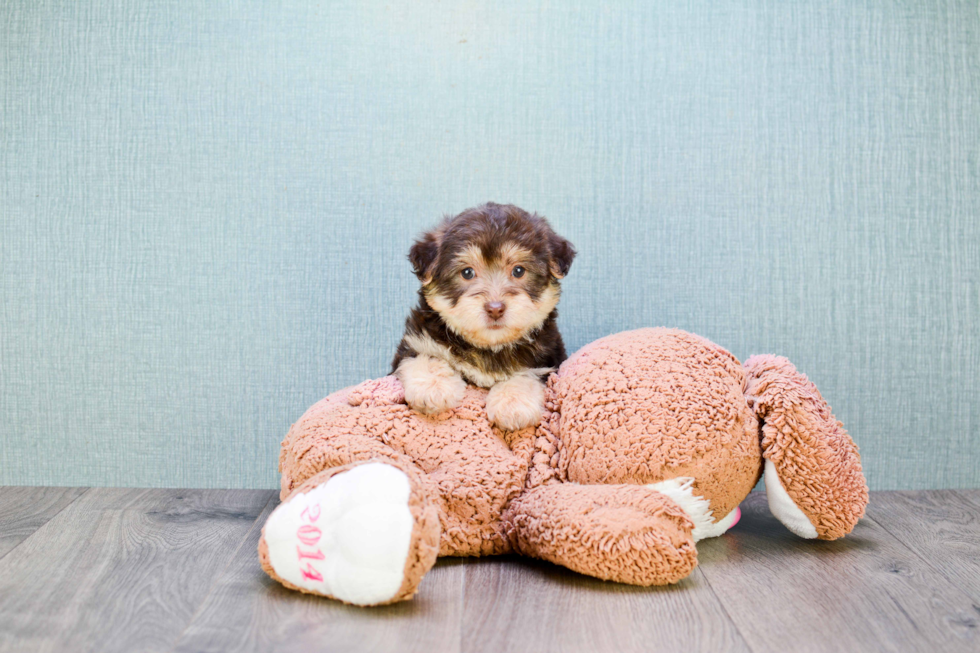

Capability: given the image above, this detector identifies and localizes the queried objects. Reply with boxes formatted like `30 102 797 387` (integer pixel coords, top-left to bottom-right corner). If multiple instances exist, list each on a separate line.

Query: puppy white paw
396 354 466 415
486 373 545 431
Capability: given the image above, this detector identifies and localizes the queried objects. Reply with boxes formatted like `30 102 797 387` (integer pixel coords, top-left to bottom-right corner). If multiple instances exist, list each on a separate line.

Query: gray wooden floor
0 488 978 653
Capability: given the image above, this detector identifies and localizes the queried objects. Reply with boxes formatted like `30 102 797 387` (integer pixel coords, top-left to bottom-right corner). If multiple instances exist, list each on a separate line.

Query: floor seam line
457 557 467 653
166 490 278 653
865 508 980 605
0 486 92 563
694 565 759 653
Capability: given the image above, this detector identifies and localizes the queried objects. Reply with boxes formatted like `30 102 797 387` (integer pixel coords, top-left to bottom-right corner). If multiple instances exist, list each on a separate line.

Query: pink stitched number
297 545 326 561
296 524 322 546
299 562 324 582
300 503 321 522
296 502 325 582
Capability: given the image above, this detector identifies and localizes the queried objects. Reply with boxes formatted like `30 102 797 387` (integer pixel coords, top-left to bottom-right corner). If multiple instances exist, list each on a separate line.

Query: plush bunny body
258 328 868 605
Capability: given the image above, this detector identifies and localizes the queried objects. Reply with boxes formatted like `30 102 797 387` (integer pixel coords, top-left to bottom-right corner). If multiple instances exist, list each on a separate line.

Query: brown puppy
392 203 575 431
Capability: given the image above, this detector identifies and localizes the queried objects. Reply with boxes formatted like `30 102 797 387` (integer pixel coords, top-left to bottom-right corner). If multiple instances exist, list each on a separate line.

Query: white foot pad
648 476 741 542
764 459 818 539
264 462 415 605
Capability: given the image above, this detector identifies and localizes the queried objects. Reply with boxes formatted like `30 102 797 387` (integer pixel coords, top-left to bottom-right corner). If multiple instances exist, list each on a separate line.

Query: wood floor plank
697 492 980 653
0 488 274 653
462 554 749 653
955 489 980 508
866 490 980 605
172 498 464 653
0 486 88 559
3 487 978 653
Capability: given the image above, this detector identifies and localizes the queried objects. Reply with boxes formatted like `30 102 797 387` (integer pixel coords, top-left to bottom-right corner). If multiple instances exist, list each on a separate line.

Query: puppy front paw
486 373 545 431
396 355 466 415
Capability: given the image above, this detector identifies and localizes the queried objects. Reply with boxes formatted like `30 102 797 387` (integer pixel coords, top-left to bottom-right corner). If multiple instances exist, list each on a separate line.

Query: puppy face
409 203 575 349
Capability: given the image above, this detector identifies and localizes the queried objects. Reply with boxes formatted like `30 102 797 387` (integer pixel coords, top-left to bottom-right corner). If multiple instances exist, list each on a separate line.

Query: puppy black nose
484 301 506 320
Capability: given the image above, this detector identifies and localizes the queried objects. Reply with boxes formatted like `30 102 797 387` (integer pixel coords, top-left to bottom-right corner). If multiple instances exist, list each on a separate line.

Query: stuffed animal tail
743 355 869 540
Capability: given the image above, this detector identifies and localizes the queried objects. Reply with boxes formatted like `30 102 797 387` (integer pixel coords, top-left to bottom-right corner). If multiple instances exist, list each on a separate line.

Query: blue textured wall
2 1 978 490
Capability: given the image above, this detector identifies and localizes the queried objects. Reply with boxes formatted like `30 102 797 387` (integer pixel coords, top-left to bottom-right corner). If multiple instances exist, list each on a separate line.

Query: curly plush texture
744 355 868 540
551 329 763 520
260 327 869 604
503 483 698 585
278 377 533 557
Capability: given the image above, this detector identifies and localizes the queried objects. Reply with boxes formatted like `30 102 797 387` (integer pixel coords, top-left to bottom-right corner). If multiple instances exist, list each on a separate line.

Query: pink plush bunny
259 328 868 606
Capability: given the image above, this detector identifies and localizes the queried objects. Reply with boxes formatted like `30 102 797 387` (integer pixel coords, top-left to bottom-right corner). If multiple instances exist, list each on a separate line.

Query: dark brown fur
391 203 575 384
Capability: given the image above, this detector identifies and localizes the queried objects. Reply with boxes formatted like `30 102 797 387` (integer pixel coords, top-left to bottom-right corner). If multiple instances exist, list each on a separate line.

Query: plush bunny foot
259 462 440 605
648 477 742 542
503 483 698 585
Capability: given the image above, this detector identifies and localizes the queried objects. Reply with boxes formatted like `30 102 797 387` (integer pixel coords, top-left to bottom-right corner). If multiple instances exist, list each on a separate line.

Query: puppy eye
512 266 526 278
461 268 475 280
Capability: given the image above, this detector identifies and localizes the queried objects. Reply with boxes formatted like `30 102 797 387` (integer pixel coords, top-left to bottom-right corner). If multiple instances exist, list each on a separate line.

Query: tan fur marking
426 284 559 349
497 242 534 268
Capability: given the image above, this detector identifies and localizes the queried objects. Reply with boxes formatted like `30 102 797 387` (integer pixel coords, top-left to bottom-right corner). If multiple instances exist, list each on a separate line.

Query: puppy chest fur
399 325 562 389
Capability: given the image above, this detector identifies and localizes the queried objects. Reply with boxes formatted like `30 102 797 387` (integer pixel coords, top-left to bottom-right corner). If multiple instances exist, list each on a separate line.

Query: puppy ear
548 233 576 279
408 231 440 284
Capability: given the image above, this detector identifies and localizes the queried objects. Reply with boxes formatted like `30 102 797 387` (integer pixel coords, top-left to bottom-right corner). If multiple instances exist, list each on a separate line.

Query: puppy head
409 203 575 348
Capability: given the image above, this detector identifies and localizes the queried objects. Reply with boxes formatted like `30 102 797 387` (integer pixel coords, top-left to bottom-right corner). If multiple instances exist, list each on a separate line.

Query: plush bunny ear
743 354 868 540
548 232 576 279
408 230 440 284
